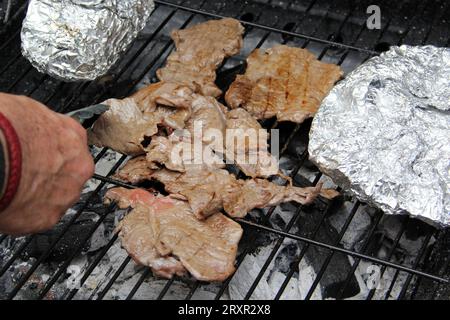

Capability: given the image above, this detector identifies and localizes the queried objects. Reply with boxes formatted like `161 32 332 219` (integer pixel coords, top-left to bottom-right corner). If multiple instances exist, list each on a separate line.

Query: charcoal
298 204 361 299
22 220 95 263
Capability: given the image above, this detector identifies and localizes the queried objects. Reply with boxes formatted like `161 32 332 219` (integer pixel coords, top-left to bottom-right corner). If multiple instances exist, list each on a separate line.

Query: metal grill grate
0 0 449 300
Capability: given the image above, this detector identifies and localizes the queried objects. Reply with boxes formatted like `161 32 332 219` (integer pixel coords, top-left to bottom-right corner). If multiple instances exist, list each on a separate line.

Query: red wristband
0 112 22 212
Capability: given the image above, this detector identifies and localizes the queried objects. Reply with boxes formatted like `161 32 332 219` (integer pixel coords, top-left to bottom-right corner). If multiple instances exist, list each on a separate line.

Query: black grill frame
0 0 449 300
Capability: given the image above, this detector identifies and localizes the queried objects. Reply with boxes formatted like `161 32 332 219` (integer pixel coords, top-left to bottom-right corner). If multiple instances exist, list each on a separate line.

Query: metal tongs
65 103 109 128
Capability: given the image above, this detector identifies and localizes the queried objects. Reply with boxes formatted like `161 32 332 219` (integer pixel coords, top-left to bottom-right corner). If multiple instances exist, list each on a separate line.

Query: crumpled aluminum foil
21 0 155 81
309 45 450 227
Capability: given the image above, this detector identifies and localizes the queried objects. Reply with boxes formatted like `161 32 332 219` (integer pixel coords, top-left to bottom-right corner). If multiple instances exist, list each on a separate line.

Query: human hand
0 93 94 235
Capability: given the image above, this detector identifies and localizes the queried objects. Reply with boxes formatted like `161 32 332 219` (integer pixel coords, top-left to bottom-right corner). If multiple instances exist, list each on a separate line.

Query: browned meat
225 45 343 123
224 179 321 218
105 188 243 282
115 156 156 184
88 82 195 155
115 205 187 279
115 158 333 219
157 18 244 97
150 168 240 219
187 95 227 142
145 95 227 171
225 108 279 178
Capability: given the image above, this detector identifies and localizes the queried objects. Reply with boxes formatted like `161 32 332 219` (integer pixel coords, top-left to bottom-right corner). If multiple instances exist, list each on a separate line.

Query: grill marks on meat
157 18 244 97
225 45 343 123
88 82 195 155
105 188 243 282
115 158 330 219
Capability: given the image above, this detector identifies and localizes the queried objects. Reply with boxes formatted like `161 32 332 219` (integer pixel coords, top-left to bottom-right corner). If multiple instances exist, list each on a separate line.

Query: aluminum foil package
309 45 450 227
21 0 155 81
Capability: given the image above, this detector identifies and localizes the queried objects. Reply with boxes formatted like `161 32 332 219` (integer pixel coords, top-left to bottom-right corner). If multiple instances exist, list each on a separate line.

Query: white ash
228 239 322 300
70 241 223 300
349 258 411 300
328 202 374 251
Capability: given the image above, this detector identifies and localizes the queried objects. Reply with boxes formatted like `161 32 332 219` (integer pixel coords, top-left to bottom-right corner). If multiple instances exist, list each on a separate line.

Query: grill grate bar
126 268 152 300
5 151 126 300
397 231 435 299
0 53 23 80
430 259 450 300
235 219 448 284
184 281 201 300
335 210 388 299
365 216 410 300
243 173 323 300
382 231 434 300
274 195 357 299
154 0 378 55
65 232 120 300
394 0 435 46
0 236 35 277
0 28 20 56
157 277 176 300
5 65 33 93
96 256 132 300
303 210 384 300
36 202 119 299
0 0 28 37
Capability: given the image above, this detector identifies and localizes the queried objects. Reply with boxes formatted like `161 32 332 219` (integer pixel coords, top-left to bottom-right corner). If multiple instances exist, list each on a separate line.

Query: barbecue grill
0 0 449 300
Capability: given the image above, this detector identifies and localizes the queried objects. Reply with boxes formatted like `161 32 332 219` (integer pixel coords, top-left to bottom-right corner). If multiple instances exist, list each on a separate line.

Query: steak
157 18 244 97
88 82 194 155
115 158 335 219
225 45 343 123
105 188 243 282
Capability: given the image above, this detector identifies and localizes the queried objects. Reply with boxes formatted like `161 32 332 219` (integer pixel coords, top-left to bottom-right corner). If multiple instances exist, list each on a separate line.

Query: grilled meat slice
145 95 227 171
115 158 334 219
225 108 279 178
115 205 187 279
88 82 194 155
225 45 343 123
224 179 321 218
105 188 243 282
157 18 244 97
150 168 240 219
115 156 157 185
